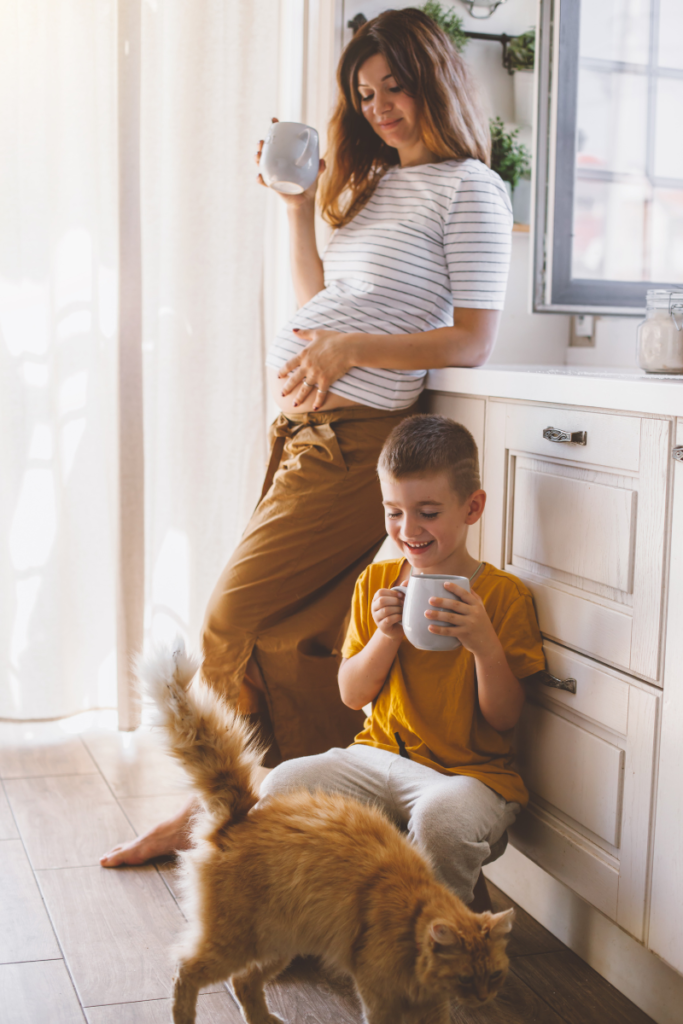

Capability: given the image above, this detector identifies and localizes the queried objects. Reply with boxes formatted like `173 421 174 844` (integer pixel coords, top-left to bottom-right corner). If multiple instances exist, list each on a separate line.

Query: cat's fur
143 639 514 1024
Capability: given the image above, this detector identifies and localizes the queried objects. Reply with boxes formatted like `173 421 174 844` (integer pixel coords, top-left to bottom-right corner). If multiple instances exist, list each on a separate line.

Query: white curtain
0 0 284 721
0 0 119 719
140 0 280 653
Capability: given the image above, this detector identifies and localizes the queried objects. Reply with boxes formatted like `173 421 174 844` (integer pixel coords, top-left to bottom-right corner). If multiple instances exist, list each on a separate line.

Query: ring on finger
302 378 316 389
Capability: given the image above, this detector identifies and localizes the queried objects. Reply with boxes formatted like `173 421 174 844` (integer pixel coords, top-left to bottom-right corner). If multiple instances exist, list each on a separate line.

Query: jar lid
646 288 683 309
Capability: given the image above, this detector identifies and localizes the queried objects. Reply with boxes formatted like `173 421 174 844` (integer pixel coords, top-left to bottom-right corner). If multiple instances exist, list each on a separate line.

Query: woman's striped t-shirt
265 158 513 411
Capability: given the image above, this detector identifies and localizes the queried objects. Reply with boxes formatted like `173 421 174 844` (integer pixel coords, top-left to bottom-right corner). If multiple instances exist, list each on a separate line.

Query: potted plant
506 29 535 126
489 117 531 221
419 2 469 53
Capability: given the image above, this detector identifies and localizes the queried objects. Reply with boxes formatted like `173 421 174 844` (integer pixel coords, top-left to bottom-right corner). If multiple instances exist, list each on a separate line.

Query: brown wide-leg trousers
201 403 415 764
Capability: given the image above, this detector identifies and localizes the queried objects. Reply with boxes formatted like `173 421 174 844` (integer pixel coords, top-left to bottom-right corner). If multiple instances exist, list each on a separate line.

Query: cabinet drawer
484 401 671 681
512 642 658 940
505 403 642 473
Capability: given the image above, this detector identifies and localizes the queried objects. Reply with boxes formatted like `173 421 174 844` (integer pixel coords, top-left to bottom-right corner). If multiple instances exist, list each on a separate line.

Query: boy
260 415 545 906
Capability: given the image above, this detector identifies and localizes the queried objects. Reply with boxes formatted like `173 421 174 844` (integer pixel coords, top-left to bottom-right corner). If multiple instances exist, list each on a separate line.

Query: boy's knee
258 754 327 799
410 783 490 850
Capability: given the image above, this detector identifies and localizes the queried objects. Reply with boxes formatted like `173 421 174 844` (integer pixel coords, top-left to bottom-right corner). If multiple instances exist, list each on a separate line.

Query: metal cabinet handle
540 671 577 694
673 446 683 463
543 426 587 445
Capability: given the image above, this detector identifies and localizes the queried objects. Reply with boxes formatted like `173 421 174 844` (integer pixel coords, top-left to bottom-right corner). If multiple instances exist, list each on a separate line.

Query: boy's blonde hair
378 414 481 501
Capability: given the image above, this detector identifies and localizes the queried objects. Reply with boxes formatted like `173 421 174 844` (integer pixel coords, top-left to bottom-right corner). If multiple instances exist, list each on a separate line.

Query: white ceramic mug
259 121 319 195
392 574 470 652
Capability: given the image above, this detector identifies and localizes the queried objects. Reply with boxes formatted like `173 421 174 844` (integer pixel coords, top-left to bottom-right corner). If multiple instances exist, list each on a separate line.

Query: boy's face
379 471 486 574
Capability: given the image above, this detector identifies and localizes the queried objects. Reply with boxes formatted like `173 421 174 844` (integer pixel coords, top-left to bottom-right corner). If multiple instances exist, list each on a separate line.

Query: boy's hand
371 585 407 642
425 581 499 657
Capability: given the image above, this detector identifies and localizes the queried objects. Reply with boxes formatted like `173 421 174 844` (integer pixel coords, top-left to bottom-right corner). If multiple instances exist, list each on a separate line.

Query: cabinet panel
516 566 633 669
505 403 641 472
517 703 624 845
512 807 619 920
512 467 636 591
649 417 683 972
491 403 671 681
513 643 658 941
538 641 629 735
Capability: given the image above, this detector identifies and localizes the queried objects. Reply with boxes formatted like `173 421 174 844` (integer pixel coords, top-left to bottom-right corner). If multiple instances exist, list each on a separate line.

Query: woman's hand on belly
278 328 359 410
267 366 360 413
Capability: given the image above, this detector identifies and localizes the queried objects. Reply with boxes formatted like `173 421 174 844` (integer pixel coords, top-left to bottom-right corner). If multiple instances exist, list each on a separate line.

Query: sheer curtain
0 0 284 722
0 0 119 720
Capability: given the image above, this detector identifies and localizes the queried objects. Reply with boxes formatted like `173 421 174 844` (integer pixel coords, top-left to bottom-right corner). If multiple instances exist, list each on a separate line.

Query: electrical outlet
570 315 595 347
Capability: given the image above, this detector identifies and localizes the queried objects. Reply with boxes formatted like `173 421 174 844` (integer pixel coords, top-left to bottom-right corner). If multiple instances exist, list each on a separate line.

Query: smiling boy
260 415 545 905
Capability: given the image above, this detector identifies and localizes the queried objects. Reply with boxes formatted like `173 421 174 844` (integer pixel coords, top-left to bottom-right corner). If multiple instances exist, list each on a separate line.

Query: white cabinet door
483 400 672 683
512 642 659 941
649 418 683 974
425 392 486 560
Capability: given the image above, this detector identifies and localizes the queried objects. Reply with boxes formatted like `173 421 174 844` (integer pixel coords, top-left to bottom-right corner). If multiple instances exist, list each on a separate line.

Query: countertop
426 365 683 417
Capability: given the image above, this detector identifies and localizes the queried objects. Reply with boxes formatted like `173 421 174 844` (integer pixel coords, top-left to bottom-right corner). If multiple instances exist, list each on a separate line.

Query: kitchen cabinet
425 367 683 1023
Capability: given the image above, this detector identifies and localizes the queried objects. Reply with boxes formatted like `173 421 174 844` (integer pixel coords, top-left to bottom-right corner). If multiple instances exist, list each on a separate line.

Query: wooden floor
0 712 656 1024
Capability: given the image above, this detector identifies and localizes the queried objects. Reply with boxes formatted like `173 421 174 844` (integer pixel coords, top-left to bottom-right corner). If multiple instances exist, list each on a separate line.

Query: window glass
654 78 683 179
576 70 648 176
572 179 648 281
569 0 683 286
579 0 650 65
658 0 683 70
651 189 683 281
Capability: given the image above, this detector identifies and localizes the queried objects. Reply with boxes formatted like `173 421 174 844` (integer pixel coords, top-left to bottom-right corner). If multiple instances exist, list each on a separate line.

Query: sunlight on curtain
0 1 118 719
140 0 281 649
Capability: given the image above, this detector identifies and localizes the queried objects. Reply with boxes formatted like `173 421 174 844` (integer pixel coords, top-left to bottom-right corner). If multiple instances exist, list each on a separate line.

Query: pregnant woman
101 7 512 866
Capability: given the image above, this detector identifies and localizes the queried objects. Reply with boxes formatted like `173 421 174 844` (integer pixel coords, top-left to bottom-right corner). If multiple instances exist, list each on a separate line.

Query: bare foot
100 796 198 867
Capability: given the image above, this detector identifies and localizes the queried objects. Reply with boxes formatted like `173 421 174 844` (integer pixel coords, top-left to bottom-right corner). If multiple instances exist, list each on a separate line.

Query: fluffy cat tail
139 637 261 830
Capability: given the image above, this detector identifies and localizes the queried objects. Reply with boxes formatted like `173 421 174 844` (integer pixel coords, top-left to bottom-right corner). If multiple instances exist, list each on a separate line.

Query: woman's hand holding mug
256 118 325 208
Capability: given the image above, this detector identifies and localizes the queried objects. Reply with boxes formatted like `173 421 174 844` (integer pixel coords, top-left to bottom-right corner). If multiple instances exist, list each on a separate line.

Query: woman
101 7 512 866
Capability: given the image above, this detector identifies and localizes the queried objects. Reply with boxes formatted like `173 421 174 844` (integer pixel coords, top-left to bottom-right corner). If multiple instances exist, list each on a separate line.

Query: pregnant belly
267 365 362 414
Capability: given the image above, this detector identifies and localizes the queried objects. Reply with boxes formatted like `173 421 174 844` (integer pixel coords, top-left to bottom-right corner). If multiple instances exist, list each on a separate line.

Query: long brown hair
318 8 491 228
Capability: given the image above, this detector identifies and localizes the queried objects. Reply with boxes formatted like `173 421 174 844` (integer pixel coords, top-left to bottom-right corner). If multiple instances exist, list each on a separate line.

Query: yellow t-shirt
341 559 546 806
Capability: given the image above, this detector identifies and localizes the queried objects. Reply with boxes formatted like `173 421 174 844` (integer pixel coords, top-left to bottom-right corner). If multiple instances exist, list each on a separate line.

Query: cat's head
415 907 515 1007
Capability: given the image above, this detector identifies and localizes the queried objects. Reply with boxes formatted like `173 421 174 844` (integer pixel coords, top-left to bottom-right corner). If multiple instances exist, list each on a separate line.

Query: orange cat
144 641 514 1024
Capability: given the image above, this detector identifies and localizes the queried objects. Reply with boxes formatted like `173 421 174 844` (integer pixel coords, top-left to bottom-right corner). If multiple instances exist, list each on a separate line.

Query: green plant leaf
489 116 531 190
507 28 535 71
419 2 469 53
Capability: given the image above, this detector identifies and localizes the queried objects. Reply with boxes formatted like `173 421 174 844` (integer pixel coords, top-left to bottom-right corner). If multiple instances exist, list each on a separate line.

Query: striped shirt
266 158 513 410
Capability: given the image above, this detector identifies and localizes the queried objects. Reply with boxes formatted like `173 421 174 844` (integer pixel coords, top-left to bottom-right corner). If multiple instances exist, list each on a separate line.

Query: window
533 0 683 313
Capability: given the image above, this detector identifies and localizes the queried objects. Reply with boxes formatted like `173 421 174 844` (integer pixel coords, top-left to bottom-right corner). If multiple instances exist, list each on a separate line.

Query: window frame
532 0 683 315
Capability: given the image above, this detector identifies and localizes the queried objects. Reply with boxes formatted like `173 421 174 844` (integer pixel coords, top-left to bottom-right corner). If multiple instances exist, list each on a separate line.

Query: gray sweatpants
259 743 520 904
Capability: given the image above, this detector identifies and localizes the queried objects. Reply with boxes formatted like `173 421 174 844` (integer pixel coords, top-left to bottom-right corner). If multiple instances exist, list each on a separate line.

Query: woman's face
356 52 421 154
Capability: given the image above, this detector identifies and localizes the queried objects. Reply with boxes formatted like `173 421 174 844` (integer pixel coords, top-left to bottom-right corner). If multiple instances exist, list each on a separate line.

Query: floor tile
82 730 187 798
116 794 187 837
5 774 135 869
36 864 184 1005
156 858 183 901
510 949 655 1024
0 840 61 964
262 960 363 1024
452 968 567 1023
0 959 85 1024
85 990 242 1023
0 731 96 779
487 879 566 959
0 782 19 839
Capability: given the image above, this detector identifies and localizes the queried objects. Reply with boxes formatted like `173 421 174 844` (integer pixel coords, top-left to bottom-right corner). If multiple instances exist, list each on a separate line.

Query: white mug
392 574 470 652
259 121 319 195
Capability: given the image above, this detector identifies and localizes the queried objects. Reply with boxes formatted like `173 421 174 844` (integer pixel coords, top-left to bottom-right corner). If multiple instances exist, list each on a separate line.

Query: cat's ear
480 908 515 938
428 920 460 947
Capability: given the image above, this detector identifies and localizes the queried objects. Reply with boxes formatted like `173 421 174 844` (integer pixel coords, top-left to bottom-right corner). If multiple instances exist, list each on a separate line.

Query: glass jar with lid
637 289 683 373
